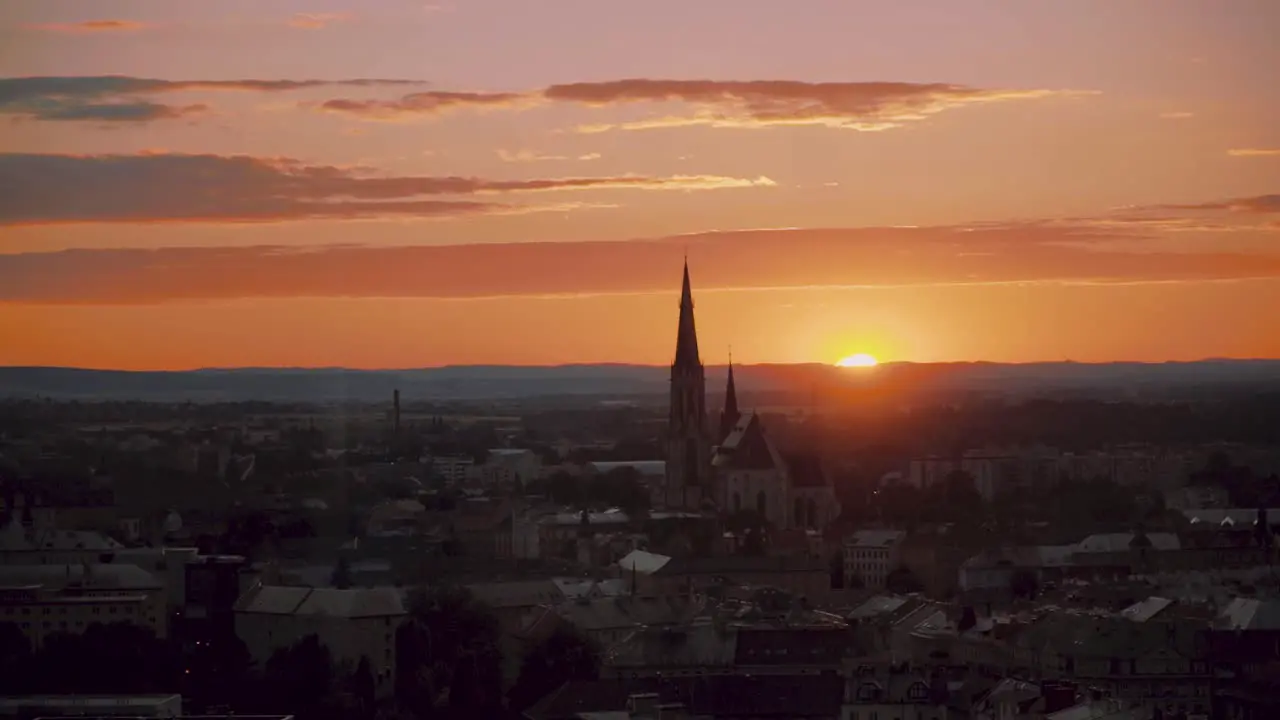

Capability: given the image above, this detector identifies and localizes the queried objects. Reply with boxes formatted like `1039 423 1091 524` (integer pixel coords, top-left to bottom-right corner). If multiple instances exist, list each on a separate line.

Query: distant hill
1 360 1279 403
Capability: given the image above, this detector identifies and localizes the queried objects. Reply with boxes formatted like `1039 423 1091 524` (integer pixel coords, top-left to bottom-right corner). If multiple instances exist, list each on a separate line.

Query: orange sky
2 0 1279 369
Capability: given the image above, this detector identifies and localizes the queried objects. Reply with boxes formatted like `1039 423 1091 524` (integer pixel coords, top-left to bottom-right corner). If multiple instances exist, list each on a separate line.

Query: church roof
714 413 784 471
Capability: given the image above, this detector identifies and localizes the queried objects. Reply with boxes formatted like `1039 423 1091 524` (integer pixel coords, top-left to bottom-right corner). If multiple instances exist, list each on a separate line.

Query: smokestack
393 389 401 436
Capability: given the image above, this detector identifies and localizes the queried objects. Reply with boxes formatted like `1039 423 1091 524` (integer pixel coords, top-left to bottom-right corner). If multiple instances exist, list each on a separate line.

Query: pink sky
1 0 1278 368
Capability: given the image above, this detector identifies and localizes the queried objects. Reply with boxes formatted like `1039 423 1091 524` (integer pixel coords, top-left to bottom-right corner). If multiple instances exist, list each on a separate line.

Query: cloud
0 152 773 226
4 208 1280 304
1155 194 1280 214
497 149 567 163
1228 148 1280 157
497 149 601 163
318 90 528 120
288 13 351 29
1159 111 1194 120
0 75 422 123
26 19 153 33
546 79 1077 132
317 78 1083 129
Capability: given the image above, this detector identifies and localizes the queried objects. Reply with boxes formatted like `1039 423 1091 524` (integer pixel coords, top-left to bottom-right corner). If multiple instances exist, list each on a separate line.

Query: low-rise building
843 530 906 590
0 563 167 647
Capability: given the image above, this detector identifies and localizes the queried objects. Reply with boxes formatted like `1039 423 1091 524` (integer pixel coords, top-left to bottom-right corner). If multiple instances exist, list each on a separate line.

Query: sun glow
836 353 878 368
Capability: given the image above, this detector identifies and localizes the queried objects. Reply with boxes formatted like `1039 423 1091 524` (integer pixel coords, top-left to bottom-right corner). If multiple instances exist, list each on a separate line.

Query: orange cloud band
4 224 1279 305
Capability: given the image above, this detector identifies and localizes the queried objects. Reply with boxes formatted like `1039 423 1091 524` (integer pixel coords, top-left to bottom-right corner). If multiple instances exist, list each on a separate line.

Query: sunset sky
2 0 1279 369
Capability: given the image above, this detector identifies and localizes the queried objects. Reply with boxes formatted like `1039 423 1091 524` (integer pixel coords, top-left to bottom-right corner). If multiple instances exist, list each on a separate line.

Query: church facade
662 262 840 531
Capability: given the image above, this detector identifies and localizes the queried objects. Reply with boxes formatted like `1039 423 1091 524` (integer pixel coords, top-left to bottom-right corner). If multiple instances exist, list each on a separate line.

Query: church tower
718 357 740 443
664 261 713 510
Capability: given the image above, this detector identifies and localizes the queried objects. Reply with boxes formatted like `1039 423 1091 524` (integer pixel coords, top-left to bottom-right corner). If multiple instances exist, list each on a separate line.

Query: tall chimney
393 389 401 436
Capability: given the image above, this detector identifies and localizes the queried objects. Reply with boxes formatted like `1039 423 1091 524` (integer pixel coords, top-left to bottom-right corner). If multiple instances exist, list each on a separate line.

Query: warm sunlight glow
836 353 879 368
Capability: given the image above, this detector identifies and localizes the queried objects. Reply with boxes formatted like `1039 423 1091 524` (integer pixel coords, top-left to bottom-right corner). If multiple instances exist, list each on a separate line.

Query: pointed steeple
674 260 700 367
719 354 740 442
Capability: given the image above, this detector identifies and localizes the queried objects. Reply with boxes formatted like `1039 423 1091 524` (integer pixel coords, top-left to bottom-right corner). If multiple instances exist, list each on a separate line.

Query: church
661 262 841 531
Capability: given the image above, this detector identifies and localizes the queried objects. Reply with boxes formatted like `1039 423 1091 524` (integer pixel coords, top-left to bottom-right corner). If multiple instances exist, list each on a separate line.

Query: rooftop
845 530 906 548
234 584 406 618
0 563 161 591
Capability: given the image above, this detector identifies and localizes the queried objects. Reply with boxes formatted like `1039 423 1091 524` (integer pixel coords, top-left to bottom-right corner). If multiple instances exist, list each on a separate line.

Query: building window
756 491 767 515
733 492 741 512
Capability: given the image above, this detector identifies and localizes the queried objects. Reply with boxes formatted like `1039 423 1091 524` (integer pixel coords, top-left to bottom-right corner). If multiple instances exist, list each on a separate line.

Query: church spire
719 353 740 441
674 260 700 367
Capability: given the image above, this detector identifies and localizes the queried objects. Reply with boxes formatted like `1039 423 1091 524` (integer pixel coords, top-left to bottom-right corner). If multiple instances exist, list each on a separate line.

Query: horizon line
0 357 1275 374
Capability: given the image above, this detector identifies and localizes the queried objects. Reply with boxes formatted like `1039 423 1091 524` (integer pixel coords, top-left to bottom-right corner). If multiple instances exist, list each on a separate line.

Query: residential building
0 563 167 647
844 530 906 590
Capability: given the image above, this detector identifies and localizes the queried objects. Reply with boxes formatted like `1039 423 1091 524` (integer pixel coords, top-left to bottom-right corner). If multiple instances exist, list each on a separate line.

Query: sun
836 353 878 368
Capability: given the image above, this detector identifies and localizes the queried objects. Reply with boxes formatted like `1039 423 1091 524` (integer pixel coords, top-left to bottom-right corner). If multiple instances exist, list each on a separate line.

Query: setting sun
836 353 879 368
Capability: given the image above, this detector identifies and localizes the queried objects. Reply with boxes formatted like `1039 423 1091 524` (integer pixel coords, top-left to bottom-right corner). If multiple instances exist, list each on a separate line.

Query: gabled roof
713 413 784 472
1074 532 1179 553
1119 596 1173 623
617 549 672 575
294 587 405 618
1216 597 1280 630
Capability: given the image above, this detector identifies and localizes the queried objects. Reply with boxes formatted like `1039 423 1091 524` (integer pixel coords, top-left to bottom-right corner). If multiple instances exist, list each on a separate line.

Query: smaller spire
719 353 741 441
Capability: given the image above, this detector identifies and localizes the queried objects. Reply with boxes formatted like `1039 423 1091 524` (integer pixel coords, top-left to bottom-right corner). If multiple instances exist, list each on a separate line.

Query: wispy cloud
287 13 351 30
0 152 773 226
1228 148 1280 157
545 79 1084 132
497 149 602 163
318 90 528 120
1159 111 1194 120
25 19 153 34
4 218 1279 305
1154 194 1280 213
0 76 423 123
317 78 1087 130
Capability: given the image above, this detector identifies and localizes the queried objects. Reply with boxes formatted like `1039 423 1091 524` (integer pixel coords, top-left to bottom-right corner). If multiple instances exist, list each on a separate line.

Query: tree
1010 568 1039 599
0 622 31 693
829 550 845 589
508 627 602 711
350 656 377 719
184 633 254 711
331 556 354 589
30 622 179 694
263 634 335 719
395 586 503 717
885 566 925 594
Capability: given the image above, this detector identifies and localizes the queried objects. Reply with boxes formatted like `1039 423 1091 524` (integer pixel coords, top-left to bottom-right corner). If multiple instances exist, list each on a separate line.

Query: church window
756 491 767 515
807 498 818 528
794 499 804 527
733 493 741 512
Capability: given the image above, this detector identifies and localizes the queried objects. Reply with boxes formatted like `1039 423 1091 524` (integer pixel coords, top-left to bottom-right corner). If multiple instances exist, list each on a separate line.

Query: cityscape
3 2 1280 720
